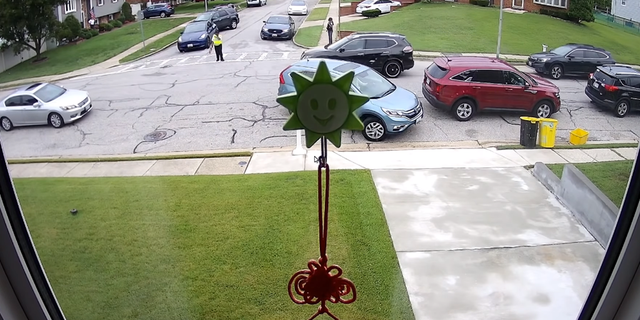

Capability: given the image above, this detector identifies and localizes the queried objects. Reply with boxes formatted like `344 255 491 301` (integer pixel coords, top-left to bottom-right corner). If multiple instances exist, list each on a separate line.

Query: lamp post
496 0 504 59
292 130 306 156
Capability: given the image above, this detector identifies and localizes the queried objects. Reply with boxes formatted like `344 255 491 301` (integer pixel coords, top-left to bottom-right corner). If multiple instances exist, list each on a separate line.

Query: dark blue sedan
177 21 216 52
260 15 296 40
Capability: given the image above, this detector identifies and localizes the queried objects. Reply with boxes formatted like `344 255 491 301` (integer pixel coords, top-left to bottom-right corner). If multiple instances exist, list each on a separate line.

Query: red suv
422 56 561 121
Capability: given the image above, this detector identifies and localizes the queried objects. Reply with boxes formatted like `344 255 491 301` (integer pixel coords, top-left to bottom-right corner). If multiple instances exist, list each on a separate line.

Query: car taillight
279 66 291 84
589 73 593 79
435 84 442 95
604 84 619 92
403 46 413 54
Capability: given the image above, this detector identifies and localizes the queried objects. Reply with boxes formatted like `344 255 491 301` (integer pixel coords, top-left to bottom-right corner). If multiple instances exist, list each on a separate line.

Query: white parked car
246 0 266 7
356 0 401 14
288 0 308 15
0 83 92 131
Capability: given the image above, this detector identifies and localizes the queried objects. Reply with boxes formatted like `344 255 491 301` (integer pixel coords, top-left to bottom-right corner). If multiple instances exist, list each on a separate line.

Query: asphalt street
0 3 637 158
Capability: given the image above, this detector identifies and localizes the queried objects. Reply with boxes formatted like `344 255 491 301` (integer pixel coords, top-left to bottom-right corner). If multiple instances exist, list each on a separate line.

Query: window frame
64 0 76 13
340 39 366 51
98 0 104 5
364 38 394 50
533 0 567 9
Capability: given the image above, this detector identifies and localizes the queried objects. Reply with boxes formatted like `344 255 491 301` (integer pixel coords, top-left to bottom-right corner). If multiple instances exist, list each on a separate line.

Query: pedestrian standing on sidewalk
326 17 334 45
210 31 224 61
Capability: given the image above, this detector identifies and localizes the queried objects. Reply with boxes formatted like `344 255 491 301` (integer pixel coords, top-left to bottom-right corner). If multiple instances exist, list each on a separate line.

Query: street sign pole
205 0 208 11
496 0 504 59
137 11 146 48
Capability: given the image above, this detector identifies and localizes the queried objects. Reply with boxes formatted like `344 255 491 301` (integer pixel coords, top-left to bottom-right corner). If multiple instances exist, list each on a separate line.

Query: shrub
89 29 99 37
568 0 595 22
362 8 381 17
539 8 570 20
99 23 113 32
110 19 123 28
63 15 82 39
475 0 490 6
79 29 92 39
118 15 126 23
121 2 135 21
54 21 73 42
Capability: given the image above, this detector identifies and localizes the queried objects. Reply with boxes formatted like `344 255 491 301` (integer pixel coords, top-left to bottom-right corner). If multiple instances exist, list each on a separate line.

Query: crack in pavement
231 128 237 144
72 123 88 148
499 115 519 126
260 134 295 143
565 106 584 127
432 121 452 139
350 130 357 144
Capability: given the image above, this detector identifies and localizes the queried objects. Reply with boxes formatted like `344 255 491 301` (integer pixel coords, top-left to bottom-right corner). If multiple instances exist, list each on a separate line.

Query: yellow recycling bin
538 118 558 148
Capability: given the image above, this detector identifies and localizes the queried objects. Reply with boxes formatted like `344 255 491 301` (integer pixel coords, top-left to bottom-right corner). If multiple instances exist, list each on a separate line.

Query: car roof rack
352 31 405 37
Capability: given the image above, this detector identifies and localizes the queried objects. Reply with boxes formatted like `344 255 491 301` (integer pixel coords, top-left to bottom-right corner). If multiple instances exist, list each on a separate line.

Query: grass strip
7 151 252 164
294 25 324 47
0 18 192 84
307 7 330 21
120 27 185 63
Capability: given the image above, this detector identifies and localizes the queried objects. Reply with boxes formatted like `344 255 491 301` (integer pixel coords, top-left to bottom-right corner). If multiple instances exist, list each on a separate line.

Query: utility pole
496 0 504 59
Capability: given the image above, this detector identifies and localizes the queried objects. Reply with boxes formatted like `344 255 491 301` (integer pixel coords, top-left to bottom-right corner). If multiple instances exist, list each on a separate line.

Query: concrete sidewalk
8 145 638 178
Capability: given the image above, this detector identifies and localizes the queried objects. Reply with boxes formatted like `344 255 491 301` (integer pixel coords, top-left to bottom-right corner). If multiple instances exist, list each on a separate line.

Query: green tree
568 0 595 22
0 0 68 61
121 2 134 21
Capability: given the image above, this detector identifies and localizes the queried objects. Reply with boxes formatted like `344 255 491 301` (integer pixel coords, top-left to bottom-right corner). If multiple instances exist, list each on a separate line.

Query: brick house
457 0 569 12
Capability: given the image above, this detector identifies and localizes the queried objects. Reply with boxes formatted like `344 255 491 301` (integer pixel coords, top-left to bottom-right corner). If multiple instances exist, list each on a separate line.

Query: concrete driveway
372 167 605 320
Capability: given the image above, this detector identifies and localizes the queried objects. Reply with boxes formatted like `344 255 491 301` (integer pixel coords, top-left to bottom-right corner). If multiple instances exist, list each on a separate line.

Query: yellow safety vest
213 35 222 46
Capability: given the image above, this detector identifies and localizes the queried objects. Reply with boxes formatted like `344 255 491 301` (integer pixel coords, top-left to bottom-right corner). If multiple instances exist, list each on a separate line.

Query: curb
121 40 179 64
0 71 91 91
7 140 638 163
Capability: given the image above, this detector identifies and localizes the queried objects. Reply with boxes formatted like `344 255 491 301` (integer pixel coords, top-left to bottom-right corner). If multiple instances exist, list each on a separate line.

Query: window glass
585 51 606 59
504 71 527 86
568 50 585 58
4 96 22 107
550 45 573 56
365 39 390 49
266 16 289 24
218 10 229 17
342 39 365 51
352 69 395 97
472 70 504 84
34 84 66 103
623 77 640 88
451 70 475 81
23 95 38 105
427 63 449 79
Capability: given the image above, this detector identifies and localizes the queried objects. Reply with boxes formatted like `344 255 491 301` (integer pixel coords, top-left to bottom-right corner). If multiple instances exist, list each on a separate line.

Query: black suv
300 32 414 78
206 6 240 30
585 65 640 117
527 43 616 80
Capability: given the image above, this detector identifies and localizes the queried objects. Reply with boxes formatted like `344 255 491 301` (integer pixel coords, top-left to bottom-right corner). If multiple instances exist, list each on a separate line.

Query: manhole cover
144 130 169 142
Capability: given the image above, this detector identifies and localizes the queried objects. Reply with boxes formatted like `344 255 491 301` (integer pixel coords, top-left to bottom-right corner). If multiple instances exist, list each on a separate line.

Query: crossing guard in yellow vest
209 31 224 61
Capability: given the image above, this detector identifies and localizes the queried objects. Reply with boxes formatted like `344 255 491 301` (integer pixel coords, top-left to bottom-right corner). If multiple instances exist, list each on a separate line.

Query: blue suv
278 59 423 141
142 3 175 19
177 21 217 52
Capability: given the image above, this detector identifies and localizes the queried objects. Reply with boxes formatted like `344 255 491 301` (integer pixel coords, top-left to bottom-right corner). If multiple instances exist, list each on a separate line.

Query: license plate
425 77 430 85
272 34 277 37
592 82 599 89
187 44 193 47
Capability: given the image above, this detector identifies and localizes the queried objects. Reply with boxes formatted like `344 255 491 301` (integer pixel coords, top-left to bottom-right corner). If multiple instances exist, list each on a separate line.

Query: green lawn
340 3 640 65
307 6 330 21
295 25 324 47
120 27 184 63
174 0 244 13
547 160 634 207
15 171 413 320
0 18 191 84
319 0 332 4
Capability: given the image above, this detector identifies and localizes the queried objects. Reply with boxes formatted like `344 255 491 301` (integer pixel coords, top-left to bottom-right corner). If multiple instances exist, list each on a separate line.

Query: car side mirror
567 55 574 59
338 48 345 53
33 102 41 108
263 20 266 23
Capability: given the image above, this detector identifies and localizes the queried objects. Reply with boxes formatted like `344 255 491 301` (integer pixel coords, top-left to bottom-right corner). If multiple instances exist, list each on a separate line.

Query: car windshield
351 69 395 98
184 23 206 33
34 84 66 103
267 16 289 24
195 13 212 21
550 45 574 56
291 0 305 5
326 36 351 50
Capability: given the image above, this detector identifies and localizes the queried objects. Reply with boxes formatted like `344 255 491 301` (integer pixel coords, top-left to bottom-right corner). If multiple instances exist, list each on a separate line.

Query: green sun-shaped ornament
276 60 370 148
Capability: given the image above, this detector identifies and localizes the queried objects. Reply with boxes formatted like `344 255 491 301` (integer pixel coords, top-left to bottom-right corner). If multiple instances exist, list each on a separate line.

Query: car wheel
231 20 237 29
160 12 166 18
260 34 265 40
615 99 630 118
362 117 386 142
1 117 13 131
550 64 563 80
533 100 553 118
48 113 64 129
452 99 475 121
383 60 402 78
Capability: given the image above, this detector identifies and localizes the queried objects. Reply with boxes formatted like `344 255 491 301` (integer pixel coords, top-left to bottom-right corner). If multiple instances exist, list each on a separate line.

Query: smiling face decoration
276 60 370 148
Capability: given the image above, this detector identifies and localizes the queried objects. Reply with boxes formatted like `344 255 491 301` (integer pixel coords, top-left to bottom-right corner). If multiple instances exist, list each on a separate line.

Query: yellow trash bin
570 128 589 145
538 118 558 148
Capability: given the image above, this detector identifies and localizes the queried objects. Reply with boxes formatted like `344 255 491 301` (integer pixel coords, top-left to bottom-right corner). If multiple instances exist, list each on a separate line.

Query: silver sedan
0 82 92 131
